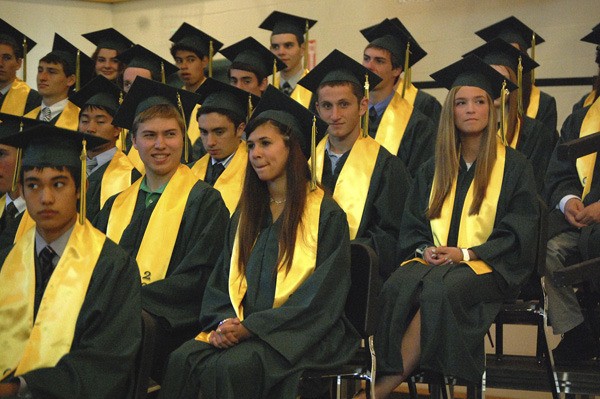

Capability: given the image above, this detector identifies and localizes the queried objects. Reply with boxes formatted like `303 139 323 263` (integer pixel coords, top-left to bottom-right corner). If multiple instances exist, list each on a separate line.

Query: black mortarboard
82 28 134 53
247 85 327 159
430 54 518 98
195 77 259 122
220 36 286 78
259 11 317 42
0 18 36 57
361 18 426 68
0 113 41 141
361 17 413 41
464 38 539 74
581 23 600 45
297 49 382 92
50 33 95 88
119 44 179 82
170 22 223 58
69 75 123 117
475 16 545 50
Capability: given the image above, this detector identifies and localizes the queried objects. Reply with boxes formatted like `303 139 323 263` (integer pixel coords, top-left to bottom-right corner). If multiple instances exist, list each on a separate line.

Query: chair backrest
344 242 381 339
133 311 158 399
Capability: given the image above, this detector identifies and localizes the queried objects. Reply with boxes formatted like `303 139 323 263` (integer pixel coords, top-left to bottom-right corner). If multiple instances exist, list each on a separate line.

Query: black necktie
281 82 293 96
369 107 378 125
210 162 225 186
39 245 57 289
5 202 18 219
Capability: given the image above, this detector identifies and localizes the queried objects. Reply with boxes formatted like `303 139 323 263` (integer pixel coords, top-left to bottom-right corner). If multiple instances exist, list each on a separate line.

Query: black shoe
553 321 599 363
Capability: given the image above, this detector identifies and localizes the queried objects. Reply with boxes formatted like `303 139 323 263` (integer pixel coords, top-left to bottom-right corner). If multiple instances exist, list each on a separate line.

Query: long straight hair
237 118 311 276
503 66 521 145
427 86 498 219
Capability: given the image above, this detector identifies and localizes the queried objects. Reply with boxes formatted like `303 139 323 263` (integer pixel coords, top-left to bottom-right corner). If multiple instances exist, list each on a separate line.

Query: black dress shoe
553 321 600 362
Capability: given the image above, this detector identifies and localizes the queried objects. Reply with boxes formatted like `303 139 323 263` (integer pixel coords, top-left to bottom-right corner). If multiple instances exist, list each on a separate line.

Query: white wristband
461 248 470 262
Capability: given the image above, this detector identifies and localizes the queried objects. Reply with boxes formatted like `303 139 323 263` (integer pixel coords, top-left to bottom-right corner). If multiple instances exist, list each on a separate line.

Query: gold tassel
161 62 166 84
247 94 253 122
531 33 536 84
406 66 412 88
76 50 81 91
303 20 309 70
11 121 23 193
362 73 370 138
272 58 277 86
209 40 214 78
401 42 410 98
177 93 189 163
310 116 316 190
22 38 27 83
118 92 127 151
517 56 523 117
79 139 87 224
500 80 507 146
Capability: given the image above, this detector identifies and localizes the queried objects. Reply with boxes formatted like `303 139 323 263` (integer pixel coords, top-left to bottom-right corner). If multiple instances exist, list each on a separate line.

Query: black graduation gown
0 87 41 115
414 89 442 127
0 210 23 251
321 144 411 279
534 90 558 135
158 197 359 399
0 238 142 399
376 148 538 382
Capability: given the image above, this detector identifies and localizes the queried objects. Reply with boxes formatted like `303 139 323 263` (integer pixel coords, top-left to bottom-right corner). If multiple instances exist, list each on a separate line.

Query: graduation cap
361 17 414 41
119 44 179 83
219 36 286 82
581 23 600 45
0 113 41 140
82 28 134 53
248 85 327 187
195 77 259 123
0 123 107 223
475 16 545 51
170 23 223 77
69 75 123 117
0 18 36 58
50 33 95 90
112 76 201 162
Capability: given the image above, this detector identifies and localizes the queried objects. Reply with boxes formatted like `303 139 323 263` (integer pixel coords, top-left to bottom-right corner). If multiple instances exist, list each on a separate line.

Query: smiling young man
259 11 316 108
94 77 229 382
360 19 437 177
298 49 411 280
0 124 141 398
24 34 94 130
0 19 41 116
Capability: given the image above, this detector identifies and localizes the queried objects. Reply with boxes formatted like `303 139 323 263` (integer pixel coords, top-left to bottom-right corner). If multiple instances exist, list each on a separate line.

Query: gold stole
1 80 32 115
497 118 522 149
0 220 104 380
14 210 36 243
0 194 5 219
100 149 136 208
187 104 201 146
526 85 541 120
576 97 600 200
313 134 378 239
106 165 198 284
373 91 413 156
403 143 507 274
396 77 418 106
276 69 312 109
583 90 597 108
190 142 247 215
24 101 81 130
125 132 145 174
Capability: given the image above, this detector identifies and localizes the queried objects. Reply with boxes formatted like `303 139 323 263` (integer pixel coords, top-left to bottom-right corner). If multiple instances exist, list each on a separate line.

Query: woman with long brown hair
82 28 133 89
158 85 359 399
364 56 539 398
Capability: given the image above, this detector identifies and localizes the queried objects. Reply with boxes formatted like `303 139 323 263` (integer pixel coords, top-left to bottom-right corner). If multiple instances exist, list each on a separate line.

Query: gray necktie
86 157 98 176
41 107 52 122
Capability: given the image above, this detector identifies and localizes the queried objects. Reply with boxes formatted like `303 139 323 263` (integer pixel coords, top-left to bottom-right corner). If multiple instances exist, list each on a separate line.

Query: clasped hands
423 246 473 266
564 198 600 228
209 317 252 349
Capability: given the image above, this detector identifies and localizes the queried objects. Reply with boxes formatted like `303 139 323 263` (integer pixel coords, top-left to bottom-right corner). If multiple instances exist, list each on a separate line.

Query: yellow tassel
272 58 277 86
500 80 507 146
531 33 536 84
177 93 189 163
362 73 370 138
401 42 410 98
22 38 27 83
303 20 309 70
161 62 166 84
247 94 253 122
407 66 412 88
76 50 81 91
79 139 87 224
209 40 214 78
310 116 316 190
118 92 127 151
11 121 23 193
517 56 523 117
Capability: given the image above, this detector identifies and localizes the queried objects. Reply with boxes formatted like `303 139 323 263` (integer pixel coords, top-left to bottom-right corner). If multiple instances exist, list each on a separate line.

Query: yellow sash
497 118 521 149
313 134 378 239
526 85 541 120
1 80 32 116
576 97 600 200
276 69 312 109
24 101 81 130
106 165 198 284
14 210 36 243
583 90 597 108
373 91 413 156
0 195 5 219
100 149 136 208
0 219 104 380
396 77 418 106
190 142 247 215
187 104 201 146
126 131 145 174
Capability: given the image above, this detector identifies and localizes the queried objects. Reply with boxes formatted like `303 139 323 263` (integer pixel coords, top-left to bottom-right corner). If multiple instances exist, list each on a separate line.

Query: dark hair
21 165 81 192
237 118 310 276
365 43 402 69
271 32 304 46
0 34 22 59
169 43 206 60
317 80 364 102
228 61 267 83
40 53 75 77
197 107 245 130
79 104 116 119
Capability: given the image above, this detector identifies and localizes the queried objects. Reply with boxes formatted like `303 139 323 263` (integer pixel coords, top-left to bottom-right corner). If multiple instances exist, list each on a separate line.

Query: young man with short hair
299 49 411 280
0 19 41 116
94 77 229 382
0 124 141 398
